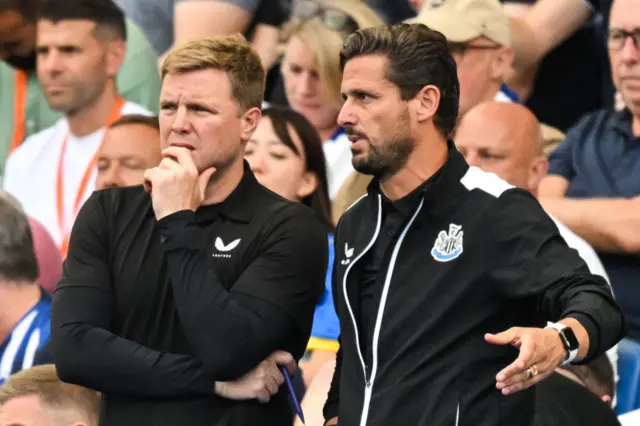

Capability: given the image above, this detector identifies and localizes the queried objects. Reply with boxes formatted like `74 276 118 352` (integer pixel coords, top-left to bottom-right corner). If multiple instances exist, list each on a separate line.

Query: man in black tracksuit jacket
322 24 626 426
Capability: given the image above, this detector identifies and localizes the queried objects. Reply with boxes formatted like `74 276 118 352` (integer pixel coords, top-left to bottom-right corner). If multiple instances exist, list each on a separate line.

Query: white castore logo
213 237 241 258
340 243 354 265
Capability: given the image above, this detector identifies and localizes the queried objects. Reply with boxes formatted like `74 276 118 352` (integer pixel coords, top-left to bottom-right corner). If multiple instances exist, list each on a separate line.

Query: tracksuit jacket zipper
342 194 426 426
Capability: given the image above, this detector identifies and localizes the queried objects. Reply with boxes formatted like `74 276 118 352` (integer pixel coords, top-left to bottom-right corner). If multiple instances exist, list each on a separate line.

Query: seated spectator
409 0 517 111
538 0 640 339
244 106 338 388
0 0 160 177
278 0 384 199
533 356 621 425
3 0 152 258
0 192 51 385
0 364 100 426
96 114 161 190
454 101 620 387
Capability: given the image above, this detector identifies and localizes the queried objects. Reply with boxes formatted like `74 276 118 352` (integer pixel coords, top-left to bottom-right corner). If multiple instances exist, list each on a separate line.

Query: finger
496 339 536 382
256 388 270 403
158 156 182 172
485 328 520 346
143 168 159 192
497 369 534 389
502 367 549 395
264 375 279 395
162 146 198 174
198 167 216 198
272 351 297 375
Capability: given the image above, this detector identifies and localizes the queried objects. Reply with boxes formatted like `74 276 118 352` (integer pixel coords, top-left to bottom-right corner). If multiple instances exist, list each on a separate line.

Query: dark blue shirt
548 108 640 338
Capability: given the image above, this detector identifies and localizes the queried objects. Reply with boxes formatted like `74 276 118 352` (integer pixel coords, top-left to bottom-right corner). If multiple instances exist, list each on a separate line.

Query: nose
171 105 191 134
299 73 315 97
97 164 121 190
462 150 479 167
248 151 268 175
39 49 63 74
337 99 355 128
619 36 640 63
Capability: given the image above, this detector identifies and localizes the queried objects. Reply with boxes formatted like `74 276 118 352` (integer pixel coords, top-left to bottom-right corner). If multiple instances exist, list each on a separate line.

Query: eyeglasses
291 0 359 33
607 29 640 51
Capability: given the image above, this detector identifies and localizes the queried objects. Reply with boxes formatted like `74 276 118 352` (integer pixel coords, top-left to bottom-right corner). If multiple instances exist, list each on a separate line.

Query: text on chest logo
213 237 241 258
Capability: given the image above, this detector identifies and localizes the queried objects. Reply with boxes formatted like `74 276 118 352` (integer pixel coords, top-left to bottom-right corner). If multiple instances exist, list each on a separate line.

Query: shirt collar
367 140 469 216
612 108 635 137
195 161 257 224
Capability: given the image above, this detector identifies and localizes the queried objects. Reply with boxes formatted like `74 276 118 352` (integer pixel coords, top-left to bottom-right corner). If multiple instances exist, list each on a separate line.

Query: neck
318 125 340 142
379 134 448 201
633 113 640 137
201 159 245 206
0 281 41 343
67 83 120 137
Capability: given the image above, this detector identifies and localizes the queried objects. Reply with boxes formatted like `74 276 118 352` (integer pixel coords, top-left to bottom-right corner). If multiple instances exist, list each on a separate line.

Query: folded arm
160 207 327 381
52 193 214 397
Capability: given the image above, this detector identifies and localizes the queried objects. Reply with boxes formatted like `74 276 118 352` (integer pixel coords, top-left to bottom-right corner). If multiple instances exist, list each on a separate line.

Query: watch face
561 327 580 350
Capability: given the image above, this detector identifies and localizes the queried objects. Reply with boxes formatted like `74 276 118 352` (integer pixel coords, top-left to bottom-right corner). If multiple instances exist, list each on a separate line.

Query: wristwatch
546 322 579 365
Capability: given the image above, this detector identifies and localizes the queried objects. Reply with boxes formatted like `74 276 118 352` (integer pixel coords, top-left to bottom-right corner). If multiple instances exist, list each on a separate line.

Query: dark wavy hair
262 106 334 234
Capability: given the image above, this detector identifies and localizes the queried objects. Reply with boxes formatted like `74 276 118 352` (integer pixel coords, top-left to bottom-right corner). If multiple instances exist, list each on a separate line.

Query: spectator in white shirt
3 0 151 257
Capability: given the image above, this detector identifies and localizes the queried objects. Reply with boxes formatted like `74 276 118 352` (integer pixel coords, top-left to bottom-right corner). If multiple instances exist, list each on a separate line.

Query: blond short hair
161 34 265 112
280 0 384 108
0 365 100 425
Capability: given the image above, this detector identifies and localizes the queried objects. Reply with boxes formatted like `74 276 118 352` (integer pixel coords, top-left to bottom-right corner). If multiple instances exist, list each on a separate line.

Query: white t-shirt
619 408 640 425
3 101 151 247
322 129 354 200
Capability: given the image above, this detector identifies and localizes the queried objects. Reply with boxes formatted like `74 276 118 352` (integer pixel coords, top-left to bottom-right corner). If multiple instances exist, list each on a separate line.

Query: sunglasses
291 0 359 33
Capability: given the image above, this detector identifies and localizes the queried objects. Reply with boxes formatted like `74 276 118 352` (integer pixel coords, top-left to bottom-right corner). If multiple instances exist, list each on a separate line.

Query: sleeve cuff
567 312 600 364
158 210 206 251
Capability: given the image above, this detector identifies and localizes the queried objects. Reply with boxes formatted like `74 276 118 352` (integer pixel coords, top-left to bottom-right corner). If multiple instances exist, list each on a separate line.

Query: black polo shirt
548 108 640 338
51 162 327 426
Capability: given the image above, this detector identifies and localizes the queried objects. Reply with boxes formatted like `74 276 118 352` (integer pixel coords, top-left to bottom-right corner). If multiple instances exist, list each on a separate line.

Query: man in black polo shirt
50 34 328 425
322 23 625 426
539 0 640 339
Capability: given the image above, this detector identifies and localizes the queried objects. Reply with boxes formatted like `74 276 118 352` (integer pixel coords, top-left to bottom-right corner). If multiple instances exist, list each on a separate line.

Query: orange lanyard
9 70 28 153
57 97 125 258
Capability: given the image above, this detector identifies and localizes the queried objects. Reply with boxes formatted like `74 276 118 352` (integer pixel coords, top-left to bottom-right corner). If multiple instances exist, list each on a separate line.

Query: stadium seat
617 338 640 415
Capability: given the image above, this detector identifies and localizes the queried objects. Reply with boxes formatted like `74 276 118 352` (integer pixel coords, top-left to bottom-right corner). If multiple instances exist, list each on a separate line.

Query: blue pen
280 366 305 424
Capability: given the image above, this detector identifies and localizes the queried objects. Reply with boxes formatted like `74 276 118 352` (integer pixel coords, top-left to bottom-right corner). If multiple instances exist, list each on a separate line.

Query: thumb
271 351 296 375
485 327 520 346
198 167 216 198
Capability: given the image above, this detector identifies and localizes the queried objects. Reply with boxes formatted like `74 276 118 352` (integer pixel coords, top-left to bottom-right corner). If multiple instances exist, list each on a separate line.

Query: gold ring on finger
528 365 539 379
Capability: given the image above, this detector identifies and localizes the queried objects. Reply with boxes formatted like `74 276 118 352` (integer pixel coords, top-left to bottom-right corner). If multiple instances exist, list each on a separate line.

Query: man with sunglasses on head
538 0 640 341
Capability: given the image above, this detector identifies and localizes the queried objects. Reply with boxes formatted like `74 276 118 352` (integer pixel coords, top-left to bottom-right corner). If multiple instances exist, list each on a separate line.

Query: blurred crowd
0 0 639 425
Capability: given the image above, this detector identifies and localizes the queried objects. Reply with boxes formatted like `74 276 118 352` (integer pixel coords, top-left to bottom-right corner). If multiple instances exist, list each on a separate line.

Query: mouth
169 142 195 151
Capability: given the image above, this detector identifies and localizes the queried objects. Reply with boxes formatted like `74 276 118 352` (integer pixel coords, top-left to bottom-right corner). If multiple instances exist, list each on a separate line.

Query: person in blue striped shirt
0 191 52 385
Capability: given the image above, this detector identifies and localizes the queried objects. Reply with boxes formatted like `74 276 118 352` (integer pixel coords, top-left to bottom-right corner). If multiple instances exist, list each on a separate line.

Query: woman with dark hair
245 106 339 388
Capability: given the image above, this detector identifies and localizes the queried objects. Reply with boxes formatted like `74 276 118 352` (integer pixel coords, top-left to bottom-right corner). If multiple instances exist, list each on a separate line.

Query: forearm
322 345 342 423
544 275 626 363
52 287 214 397
160 211 294 380
540 197 640 253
